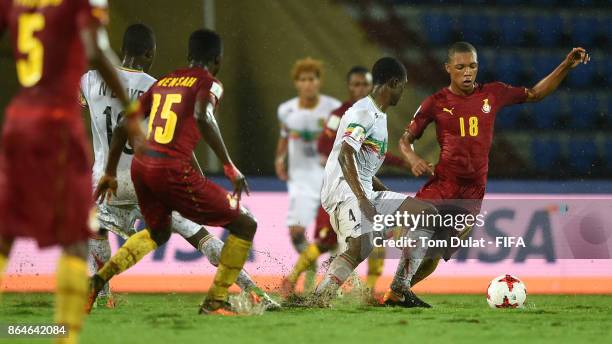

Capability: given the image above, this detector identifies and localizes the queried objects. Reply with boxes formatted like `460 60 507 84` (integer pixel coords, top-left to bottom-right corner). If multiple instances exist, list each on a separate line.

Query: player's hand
408 157 434 177
224 163 250 201
565 47 590 69
275 157 288 181
94 174 118 203
358 198 378 223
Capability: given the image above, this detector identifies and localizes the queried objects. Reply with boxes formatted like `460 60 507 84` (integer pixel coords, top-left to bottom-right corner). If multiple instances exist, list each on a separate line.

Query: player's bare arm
274 134 289 181
525 47 590 102
399 131 434 177
372 176 388 192
338 142 377 221
194 97 249 200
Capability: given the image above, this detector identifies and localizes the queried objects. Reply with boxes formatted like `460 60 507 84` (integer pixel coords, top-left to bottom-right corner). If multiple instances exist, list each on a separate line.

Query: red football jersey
408 82 527 184
140 67 223 161
1 0 106 110
319 99 405 167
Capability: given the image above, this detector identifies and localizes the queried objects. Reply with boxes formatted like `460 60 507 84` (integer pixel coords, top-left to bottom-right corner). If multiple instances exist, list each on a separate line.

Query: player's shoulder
346 97 376 121
319 94 342 109
278 97 298 115
481 81 512 92
421 88 450 111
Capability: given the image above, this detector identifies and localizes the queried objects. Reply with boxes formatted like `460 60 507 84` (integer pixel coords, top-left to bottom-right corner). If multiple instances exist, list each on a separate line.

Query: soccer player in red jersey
90 29 257 315
282 66 408 296
0 0 140 342
383 41 590 307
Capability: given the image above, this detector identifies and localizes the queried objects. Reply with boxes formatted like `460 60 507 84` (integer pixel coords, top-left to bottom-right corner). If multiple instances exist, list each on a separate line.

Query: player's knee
345 235 373 263
149 227 171 247
226 212 257 241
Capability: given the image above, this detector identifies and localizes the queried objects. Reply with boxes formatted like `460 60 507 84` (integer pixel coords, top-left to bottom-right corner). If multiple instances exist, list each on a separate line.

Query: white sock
314 253 356 299
390 228 433 294
88 237 111 297
198 234 256 291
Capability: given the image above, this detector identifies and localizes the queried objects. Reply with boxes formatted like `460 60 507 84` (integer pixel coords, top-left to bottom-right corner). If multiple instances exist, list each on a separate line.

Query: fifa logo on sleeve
482 98 491 113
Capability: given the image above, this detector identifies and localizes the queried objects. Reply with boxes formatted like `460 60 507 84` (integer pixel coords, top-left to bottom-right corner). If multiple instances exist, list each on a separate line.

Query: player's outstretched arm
194 97 249 200
338 142 377 222
526 47 590 102
399 131 434 177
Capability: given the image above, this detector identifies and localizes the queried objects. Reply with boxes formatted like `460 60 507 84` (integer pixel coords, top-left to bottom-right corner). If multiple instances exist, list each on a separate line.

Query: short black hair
371 57 407 85
122 24 155 57
188 29 222 64
447 41 477 62
346 65 369 81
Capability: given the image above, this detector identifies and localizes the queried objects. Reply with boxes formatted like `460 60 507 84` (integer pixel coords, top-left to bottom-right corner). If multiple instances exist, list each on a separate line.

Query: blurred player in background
82 24 278 310
283 66 408 296
313 57 436 307
275 58 341 291
386 41 590 307
0 0 140 342
91 29 260 315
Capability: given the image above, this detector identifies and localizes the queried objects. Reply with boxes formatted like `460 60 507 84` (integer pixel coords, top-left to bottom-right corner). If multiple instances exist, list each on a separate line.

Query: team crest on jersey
482 98 491 114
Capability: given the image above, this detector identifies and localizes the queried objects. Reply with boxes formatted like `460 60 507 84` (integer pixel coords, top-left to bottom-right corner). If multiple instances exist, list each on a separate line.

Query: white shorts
329 191 406 252
96 203 202 239
286 181 320 228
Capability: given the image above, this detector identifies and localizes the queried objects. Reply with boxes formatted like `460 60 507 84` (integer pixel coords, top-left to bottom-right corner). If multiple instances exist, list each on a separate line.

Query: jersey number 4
147 93 182 144
16 13 45 87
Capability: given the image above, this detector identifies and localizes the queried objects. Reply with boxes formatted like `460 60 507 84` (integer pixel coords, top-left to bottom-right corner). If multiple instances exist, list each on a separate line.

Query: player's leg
314 232 376 305
0 235 14 293
283 206 335 295
87 162 172 311
56 240 88 344
200 208 257 314
87 229 113 307
366 245 385 295
409 183 484 287
383 196 438 308
313 198 378 304
172 213 280 310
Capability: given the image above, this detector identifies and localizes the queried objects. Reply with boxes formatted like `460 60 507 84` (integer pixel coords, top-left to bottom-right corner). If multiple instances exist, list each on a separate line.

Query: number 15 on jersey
147 93 182 144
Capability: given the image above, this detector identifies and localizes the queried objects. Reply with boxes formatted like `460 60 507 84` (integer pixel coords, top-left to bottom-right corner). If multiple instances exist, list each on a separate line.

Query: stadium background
1 0 610 294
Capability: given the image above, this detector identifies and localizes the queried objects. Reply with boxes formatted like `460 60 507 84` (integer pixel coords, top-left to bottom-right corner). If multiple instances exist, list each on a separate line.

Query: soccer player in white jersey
275 58 341 289
81 24 278 310
313 57 436 307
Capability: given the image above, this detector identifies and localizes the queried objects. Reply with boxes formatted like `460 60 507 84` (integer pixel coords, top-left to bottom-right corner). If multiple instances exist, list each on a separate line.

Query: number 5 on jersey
147 93 182 144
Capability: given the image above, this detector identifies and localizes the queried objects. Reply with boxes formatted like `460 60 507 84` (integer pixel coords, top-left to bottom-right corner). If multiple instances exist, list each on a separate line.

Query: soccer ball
486 274 527 308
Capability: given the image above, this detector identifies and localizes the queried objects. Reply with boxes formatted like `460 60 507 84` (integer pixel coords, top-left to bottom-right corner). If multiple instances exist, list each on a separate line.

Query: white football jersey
277 94 341 191
320 96 389 212
80 67 156 205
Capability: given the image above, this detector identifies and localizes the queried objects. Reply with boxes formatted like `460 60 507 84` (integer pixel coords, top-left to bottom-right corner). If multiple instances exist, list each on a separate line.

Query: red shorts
0 105 93 248
313 206 337 247
416 174 485 260
131 156 240 231
415 174 485 215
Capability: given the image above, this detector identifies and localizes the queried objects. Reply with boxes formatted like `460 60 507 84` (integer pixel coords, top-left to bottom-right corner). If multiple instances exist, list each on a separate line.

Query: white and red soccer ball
486 274 527 308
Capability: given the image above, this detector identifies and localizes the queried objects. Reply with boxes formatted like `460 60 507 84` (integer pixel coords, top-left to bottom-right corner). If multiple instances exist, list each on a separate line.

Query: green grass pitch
2 293 611 344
